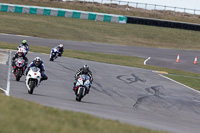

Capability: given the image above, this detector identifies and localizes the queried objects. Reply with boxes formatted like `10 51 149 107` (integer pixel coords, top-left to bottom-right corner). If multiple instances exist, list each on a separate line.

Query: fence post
164 6 166 13
194 9 196 15
154 4 156 10
136 2 138 9
109 0 112 8
145 3 147 10
183 8 186 16
174 7 176 15
126 2 129 10
101 0 103 5
118 1 121 8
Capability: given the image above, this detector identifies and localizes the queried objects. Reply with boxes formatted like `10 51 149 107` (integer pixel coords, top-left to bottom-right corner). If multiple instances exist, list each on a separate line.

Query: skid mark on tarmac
133 85 164 108
116 73 146 84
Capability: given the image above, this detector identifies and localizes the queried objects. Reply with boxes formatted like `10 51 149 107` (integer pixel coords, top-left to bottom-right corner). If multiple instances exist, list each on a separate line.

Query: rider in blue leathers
26 57 48 81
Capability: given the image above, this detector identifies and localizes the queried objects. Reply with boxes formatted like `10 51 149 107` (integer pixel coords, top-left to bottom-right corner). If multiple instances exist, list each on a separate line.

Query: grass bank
0 95 166 133
1 42 200 91
2 0 200 24
0 12 200 50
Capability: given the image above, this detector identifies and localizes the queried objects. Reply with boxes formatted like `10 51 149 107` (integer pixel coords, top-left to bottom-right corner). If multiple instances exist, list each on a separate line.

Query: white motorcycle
74 74 91 102
25 67 41 94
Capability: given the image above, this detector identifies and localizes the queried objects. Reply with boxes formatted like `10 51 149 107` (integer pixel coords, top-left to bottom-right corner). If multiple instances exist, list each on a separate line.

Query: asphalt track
0 51 200 133
0 33 200 73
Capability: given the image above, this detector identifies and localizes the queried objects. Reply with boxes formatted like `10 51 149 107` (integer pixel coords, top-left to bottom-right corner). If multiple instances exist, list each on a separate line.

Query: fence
62 0 200 15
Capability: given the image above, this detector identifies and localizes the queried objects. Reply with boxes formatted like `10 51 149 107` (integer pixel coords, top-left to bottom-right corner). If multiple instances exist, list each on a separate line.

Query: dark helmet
82 65 89 72
34 57 41 67
22 40 27 45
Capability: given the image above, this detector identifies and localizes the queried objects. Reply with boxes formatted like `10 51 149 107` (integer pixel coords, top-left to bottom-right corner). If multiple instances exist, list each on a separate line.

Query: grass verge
1 12 200 50
1 42 200 91
0 95 166 133
2 0 200 24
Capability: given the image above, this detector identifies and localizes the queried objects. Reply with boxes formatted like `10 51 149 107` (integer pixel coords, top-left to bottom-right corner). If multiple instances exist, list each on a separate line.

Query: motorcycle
13 57 26 81
49 48 59 61
74 74 91 102
25 67 41 94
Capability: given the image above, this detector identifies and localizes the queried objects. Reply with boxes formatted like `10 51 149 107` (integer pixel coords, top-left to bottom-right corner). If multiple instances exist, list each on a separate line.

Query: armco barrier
127 16 200 31
0 3 127 24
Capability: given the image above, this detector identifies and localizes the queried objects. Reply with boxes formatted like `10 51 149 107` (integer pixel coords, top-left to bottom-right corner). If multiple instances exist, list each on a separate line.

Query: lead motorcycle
25 67 41 94
74 74 91 102
13 57 26 81
50 47 59 61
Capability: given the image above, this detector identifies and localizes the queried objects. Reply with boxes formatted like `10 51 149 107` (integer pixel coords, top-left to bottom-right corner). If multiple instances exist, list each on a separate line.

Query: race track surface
0 51 200 133
0 33 200 73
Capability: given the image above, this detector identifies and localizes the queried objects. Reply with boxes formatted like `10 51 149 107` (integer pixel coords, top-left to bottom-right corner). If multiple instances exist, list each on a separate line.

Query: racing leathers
73 68 93 93
17 43 29 55
26 61 48 81
55 46 64 57
11 52 28 73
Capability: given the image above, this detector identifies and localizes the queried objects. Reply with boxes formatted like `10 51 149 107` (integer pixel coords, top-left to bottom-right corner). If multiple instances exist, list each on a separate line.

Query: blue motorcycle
49 48 59 61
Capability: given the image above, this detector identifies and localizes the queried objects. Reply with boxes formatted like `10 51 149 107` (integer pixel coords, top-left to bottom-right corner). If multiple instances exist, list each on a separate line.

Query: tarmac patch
0 51 8 64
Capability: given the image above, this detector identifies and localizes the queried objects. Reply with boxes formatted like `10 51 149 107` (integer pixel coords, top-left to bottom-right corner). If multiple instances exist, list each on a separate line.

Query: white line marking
159 74 200 94
5 51 11 96
144 57 151 65
0 88 6 93
0 33 31 38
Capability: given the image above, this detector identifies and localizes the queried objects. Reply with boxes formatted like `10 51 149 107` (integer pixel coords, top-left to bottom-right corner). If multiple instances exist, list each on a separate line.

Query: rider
26 57 48 81
73 65 93 93
55 44 64 57
17 40 29 55
11 47 28 73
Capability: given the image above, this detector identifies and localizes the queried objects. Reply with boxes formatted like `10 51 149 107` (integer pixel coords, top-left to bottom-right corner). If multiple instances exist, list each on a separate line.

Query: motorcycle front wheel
16 69 22 81
76 87 84 102
28 80 36 94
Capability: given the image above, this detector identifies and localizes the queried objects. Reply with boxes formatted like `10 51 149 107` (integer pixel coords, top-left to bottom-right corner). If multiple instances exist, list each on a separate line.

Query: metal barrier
63 0 200 15
127 16 200 31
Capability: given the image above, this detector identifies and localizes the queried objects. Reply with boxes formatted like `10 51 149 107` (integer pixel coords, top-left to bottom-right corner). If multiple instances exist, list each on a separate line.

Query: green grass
166 75 200 91
2 0 200 24
1 12 200 50
1 42 200 91
0 95 166 133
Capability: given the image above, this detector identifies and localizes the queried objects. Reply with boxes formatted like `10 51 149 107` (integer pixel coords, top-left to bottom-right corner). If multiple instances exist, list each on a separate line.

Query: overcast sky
129 0 199 10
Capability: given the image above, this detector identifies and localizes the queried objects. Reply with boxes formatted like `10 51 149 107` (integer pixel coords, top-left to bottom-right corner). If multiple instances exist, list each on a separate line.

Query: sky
62 0 200 13
133 0 199 10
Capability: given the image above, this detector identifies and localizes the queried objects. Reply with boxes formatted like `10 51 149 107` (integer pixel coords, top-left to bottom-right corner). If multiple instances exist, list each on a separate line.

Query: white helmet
17 47 26 56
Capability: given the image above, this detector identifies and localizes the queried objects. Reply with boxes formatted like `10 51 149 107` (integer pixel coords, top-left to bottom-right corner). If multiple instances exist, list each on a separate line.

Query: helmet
22 40 27 44
59 44 63 48
58 44 63 50
82 65 89 71
17 48 25 57
34 57 41 67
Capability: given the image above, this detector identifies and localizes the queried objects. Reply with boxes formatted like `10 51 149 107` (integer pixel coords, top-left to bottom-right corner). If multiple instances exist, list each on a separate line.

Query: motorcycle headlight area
15 62 19 67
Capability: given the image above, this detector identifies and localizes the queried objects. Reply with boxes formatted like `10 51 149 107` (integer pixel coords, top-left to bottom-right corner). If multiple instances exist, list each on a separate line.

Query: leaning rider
26 57 48 81
73 65 93 93
11 47 28 73
17 40 29 55
55 44 64 57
